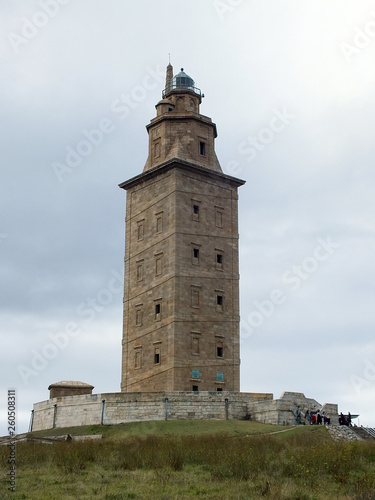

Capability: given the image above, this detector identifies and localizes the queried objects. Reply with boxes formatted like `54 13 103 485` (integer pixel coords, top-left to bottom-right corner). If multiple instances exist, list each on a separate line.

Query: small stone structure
48 381 94 399
31 390 338 431
248 391 339 426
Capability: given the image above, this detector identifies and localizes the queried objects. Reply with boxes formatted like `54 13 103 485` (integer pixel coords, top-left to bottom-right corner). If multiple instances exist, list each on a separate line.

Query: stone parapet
31 391 272 431
31 390 338 431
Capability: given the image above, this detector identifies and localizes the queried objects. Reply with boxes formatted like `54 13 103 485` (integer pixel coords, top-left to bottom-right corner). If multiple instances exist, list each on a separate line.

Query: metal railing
162 84 201 98
362 426 375 438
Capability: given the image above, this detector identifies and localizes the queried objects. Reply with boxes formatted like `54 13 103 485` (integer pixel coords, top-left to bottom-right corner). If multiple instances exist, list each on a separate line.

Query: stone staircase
364 427 375 438
327 425 375 442
351 426 375 441
327 425 363 441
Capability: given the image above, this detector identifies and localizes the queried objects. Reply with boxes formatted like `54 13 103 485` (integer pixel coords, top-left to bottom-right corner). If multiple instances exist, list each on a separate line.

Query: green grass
29 419 291 440
1 421 375 499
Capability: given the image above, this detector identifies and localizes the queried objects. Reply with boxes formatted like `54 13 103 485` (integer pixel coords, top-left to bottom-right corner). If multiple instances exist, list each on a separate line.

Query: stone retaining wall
31 391 273 431
31 390 338 431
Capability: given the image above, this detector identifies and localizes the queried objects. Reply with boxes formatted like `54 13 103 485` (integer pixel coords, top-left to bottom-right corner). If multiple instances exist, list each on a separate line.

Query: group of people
305 409 331 425
339 412 352 426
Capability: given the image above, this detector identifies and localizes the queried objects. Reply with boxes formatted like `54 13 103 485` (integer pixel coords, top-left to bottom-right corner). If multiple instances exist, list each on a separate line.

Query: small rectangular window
191 337 199 355
134 349 141 369
217 388 223 392
215 209 223 228
155 256 163 276
216 372 224 382
137 222 144 241
155 302 161 321
136 262 143 282
216 293 224 312
192 201 200 221
192 385 199 392
217 345 223 358
192 246 200 265
192 369 200 379
199 141 206 156
216 253 223 270
135 307 143 326
154 142 160 158
156 215 163 234
191 287 200 308
154 348 160 365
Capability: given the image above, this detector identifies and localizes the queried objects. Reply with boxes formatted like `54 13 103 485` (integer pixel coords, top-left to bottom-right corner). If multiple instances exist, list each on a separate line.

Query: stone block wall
32 391 273 431
48 381 94 399
121 164 244 393
31 390 338 431
248 391 339 426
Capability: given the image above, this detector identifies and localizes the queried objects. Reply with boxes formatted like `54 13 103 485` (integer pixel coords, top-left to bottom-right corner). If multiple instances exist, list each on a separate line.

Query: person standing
305 410 311 424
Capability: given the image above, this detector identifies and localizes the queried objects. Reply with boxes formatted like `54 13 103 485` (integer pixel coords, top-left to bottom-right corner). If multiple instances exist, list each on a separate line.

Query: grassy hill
29 419 293 440
1 421 375 499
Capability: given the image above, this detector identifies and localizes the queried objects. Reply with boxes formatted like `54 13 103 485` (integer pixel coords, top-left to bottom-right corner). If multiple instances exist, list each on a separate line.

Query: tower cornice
119 159 245 191
147 113 218 138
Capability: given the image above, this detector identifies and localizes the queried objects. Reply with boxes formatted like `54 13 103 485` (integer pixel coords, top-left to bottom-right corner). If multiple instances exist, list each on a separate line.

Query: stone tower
119 65 245 393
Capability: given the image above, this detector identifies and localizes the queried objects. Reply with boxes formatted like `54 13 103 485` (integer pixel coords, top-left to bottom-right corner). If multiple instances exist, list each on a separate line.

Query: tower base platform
31 390 339 431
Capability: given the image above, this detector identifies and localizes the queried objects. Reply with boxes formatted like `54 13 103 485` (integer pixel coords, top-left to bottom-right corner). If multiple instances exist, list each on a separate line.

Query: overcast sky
1 0 375 436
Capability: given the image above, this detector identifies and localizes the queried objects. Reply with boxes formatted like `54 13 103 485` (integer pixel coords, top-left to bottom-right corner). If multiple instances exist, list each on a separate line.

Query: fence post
52 404 57 429
101 400 106 425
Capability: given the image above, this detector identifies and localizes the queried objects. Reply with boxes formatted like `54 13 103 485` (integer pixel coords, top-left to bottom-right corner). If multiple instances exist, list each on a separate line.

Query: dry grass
1 422 375 499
